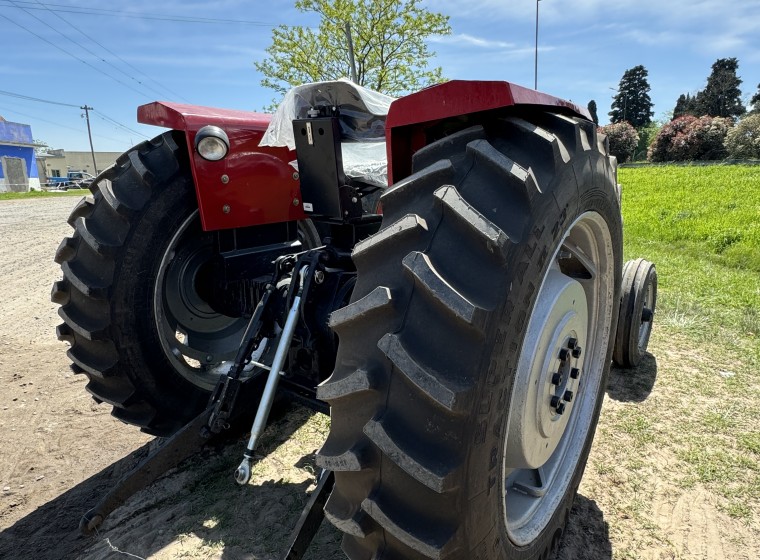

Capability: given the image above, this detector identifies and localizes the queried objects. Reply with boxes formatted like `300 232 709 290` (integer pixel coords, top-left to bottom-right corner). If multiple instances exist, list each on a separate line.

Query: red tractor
52 79 656 559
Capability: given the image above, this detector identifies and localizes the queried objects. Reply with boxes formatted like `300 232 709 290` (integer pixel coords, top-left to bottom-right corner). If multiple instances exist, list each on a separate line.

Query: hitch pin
235 265 309 485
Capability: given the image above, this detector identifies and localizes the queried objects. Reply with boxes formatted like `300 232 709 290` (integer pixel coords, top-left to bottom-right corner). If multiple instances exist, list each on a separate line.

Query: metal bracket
79 407 215 535
282 470 335 560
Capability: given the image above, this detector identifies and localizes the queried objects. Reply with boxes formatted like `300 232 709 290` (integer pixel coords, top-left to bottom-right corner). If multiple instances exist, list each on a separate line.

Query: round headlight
195 125 229 161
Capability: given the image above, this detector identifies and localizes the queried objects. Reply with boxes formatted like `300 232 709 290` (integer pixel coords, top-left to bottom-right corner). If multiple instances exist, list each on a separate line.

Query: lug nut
558 348 569 361
550 395 561 408
572 346 582 358
556 402 566 415
567 337 578 349
570 367 580 379
563 390 574 402
551 372 562 385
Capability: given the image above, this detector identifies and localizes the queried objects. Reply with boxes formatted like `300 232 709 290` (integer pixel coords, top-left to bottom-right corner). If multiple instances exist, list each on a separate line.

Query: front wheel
317 112 622 559
53 132 320 435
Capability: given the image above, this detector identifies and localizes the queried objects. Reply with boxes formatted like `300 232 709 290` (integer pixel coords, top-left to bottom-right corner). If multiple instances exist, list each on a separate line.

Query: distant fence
620 160 760 168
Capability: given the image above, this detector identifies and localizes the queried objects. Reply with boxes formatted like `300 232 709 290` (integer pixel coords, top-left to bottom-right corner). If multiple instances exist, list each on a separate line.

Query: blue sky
1 0 759 152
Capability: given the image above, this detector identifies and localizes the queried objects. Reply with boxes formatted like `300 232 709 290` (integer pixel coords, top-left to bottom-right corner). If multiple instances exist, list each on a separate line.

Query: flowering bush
648 115 732 162
725 113 760 159
598 122 639 163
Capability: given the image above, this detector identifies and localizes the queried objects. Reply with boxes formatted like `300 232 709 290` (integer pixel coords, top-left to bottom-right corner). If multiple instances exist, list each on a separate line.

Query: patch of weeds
720 501 753 520
657 298 708 331
678 445 735 484
199 537 225 550
701 409 737 433
739 306 760 336
594 460 615 476
707 229 744 254
617 413 656 447
738 432 760 455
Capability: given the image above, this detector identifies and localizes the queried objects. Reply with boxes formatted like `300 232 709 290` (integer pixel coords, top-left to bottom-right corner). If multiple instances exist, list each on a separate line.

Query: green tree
673 93 698 119
255 0 451 97
609 65 654 128
634 123 660 161
749 83 760 114
695 58 745 119
587 100 599 125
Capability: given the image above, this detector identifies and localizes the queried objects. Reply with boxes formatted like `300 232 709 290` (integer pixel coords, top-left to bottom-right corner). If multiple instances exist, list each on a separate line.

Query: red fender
138 102 307 231
385 80 592 184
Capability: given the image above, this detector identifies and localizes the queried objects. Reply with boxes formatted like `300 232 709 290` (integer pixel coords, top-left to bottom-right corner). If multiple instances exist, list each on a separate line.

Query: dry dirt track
0 196 752 560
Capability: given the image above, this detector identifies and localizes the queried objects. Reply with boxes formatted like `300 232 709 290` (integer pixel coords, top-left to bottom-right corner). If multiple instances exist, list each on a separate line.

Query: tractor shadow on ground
556 494 612 560
0 439 157 560
0 401 342 560
606 352 658 403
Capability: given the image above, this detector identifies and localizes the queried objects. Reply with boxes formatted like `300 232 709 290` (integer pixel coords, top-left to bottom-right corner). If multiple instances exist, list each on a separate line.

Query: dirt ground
0 196 755 560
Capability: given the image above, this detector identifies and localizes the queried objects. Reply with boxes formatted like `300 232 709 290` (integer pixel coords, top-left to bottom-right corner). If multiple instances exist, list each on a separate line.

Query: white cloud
431 33 516 49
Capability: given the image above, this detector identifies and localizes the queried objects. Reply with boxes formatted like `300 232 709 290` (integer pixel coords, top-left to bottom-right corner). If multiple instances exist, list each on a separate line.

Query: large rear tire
317 112 622 559
53 132 319 435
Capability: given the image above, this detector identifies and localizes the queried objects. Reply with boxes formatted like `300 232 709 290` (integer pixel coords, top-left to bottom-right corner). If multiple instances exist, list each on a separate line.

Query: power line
0 89 79 108
0 1 281 26
0 104 124 143
0 89 150 141
0 12 153 100
92 109 150 139
27 0 190 102
6 1 158 100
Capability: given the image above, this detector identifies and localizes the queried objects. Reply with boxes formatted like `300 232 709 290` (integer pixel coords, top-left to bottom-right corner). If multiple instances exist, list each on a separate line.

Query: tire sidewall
630 262 657 363
464 153 622 559
111 173 210 423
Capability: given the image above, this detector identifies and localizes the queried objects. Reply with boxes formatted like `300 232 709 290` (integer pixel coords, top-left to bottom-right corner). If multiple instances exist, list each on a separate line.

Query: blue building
0 116 41 192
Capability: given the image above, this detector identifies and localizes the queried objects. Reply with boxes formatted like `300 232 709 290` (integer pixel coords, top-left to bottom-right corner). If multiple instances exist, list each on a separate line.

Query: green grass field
592 165 760 555
620 165 760 349
0 188 89 201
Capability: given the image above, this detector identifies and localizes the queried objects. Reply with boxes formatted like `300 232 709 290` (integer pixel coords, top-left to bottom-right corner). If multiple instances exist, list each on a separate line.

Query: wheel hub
154 211 251 390
502 211 616 547
505 268 588 470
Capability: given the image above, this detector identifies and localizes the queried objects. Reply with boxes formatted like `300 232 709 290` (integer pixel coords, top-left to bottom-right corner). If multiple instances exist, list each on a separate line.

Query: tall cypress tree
695 58 746 119
609 65 654 128
587 100 599 125
749 83 760 114
673 93 698 119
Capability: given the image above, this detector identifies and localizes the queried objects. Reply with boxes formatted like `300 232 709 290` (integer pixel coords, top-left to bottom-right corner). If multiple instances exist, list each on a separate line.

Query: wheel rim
502 211 616 546
153 210 251 390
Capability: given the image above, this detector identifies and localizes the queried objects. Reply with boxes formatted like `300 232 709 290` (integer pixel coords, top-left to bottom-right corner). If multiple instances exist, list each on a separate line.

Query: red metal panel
138 102 306 231
385 80 592 183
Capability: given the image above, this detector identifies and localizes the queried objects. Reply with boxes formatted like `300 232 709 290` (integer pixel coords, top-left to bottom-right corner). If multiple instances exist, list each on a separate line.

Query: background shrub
634 123 661 161
725 113 760 159
649 115 732 162
599 121 639 163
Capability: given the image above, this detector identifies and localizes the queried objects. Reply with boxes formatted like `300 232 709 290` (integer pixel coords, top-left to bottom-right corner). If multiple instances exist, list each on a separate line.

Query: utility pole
81 105 98 175
534 0 541 90
344 22 359 84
